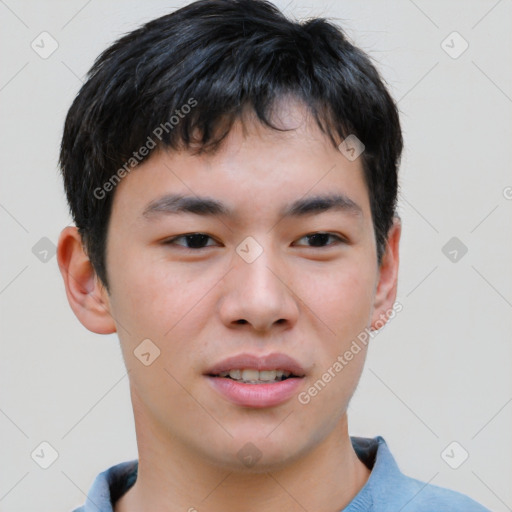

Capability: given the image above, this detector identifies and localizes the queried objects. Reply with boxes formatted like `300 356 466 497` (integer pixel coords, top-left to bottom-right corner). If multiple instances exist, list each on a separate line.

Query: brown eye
294 232 346 248
164 233 218 249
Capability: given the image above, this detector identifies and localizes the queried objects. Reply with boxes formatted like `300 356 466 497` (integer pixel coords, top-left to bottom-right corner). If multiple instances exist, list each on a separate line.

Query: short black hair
59 0 403 291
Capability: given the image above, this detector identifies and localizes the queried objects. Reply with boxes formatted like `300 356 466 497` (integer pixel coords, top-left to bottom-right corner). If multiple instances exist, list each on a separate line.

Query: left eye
294 232 345 248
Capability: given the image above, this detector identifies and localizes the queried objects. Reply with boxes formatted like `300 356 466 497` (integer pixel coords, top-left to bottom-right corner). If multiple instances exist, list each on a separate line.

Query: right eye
162 233 220 250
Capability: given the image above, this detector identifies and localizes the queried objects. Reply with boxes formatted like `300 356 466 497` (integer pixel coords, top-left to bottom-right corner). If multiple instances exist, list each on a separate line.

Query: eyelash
163 232 347 250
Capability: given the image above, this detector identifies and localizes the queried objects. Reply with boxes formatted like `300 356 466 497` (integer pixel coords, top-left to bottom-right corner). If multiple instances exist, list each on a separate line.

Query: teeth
229 369 242 380
241 369 260 381
216 369 292 381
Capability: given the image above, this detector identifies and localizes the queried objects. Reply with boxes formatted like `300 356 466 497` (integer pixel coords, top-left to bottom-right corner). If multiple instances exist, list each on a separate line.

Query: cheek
108 252 220 378
108 250 205 335
296 266 373 424
299 259 376 341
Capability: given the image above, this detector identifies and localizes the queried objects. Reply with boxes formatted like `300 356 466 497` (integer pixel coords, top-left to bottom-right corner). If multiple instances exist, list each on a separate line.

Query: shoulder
349 436 490 512
396 474 491 512
69 459 138 512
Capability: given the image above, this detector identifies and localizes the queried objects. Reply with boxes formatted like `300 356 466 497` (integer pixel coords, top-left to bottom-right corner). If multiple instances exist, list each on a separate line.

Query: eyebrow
142 193 363 220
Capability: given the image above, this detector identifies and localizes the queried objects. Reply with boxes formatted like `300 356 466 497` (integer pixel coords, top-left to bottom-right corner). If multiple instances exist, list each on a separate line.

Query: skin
58 100 400 512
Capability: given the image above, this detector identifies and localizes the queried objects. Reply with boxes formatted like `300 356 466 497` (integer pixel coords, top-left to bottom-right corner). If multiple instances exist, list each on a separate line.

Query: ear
57 226 117 334
370 217 401 330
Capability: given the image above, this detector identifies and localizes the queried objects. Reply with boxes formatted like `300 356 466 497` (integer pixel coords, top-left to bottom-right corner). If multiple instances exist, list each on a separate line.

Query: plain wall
0 1 510 511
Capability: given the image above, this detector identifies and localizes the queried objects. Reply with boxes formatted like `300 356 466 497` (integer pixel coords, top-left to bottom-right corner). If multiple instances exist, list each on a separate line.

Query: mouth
204 352 306 381
204 353 306 408
207 368 303 384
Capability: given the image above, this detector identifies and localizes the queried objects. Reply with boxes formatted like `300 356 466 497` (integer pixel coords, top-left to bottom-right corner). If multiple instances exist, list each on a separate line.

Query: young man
57 0 490 510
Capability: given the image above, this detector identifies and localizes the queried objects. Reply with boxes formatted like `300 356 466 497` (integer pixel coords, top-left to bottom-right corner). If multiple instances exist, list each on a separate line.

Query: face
91 102 399 470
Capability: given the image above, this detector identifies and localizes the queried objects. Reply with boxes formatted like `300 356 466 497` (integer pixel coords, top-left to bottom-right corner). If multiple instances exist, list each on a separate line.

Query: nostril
235 319 248 324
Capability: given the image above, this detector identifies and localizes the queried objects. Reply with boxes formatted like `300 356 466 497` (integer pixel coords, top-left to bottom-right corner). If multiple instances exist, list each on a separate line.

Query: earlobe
370 217 401 330
57 226 117 334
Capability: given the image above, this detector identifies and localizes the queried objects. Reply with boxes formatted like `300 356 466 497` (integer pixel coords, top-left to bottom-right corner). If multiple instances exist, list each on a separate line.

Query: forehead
109 103 371 227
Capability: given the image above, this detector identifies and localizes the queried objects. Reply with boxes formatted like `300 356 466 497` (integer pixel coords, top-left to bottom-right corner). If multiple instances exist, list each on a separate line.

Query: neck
116 396 370 512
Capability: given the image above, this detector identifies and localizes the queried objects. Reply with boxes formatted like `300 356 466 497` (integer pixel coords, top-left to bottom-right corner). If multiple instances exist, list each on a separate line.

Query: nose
218 245 299 333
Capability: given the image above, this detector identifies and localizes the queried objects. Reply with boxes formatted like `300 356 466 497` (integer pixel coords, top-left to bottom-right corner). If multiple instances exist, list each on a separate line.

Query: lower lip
206 376 304 408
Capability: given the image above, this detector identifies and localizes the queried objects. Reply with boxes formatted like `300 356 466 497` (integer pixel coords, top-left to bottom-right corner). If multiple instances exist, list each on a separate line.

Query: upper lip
205 353 306 377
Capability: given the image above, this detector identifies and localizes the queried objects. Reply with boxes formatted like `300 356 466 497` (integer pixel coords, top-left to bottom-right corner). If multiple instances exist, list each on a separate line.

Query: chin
201 434 307 474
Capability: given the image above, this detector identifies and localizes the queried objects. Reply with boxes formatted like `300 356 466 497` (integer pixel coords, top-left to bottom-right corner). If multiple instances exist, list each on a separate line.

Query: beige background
1 1 511 511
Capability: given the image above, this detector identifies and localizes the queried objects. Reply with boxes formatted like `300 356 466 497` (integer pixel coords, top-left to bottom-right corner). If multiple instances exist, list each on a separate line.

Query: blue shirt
72 436 490 511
